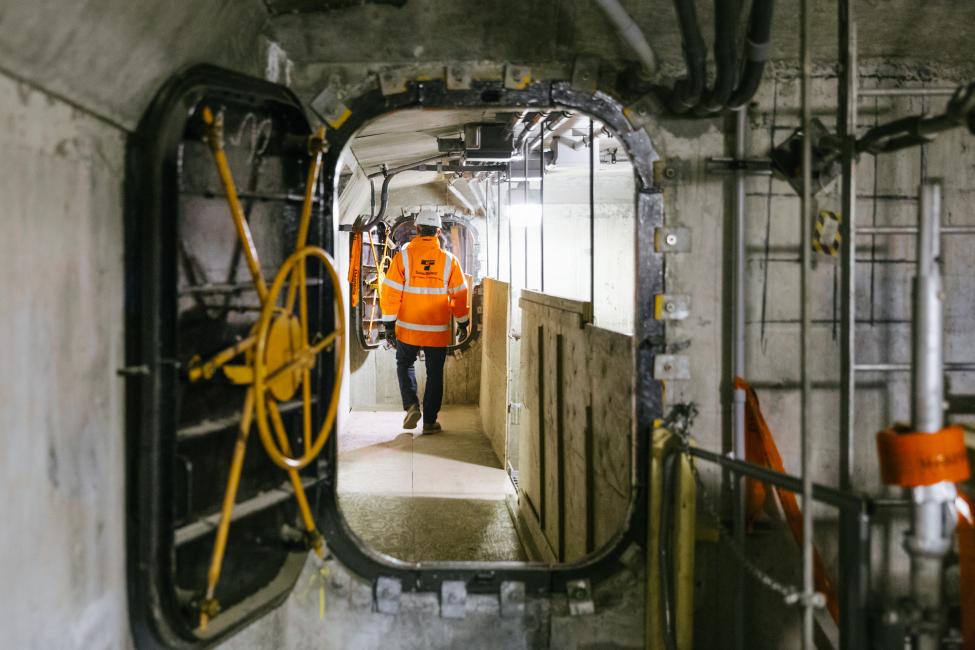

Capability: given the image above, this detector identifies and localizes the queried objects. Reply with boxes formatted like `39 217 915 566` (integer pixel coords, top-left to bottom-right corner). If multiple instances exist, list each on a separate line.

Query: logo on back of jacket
417 258 439 277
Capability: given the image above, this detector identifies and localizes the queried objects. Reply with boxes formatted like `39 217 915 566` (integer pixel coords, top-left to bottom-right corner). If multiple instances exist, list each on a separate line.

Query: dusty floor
337 405 525 562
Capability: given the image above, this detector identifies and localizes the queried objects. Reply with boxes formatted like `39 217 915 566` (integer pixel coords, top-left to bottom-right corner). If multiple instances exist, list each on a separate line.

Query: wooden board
478 278 509 464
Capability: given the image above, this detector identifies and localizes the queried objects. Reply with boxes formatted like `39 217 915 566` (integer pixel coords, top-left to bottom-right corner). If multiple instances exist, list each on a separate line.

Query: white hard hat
415 207 442 229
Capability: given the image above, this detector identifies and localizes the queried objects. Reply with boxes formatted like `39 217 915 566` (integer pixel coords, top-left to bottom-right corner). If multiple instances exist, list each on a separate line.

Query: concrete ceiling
269 0 975 75
3 0 973 134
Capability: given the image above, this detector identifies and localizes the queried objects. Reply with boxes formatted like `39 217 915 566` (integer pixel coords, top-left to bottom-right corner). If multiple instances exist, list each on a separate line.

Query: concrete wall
479 278 510 465
0 69 129 648
649 65 975 648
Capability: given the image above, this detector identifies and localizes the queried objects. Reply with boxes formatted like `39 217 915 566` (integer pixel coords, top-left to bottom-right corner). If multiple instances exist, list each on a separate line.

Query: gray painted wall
0 69 129 648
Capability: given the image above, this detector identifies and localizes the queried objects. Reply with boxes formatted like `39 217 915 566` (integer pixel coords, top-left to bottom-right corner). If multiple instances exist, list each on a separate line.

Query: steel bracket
654 227 691 253
572 55 601 93
654 294 690 321
440 580 467 618
653 159 686 186
567 579 595 616
310 86 352 130
375 576 402 615
624 93 663 130
504 65 532 90
499 581 526 618
445 64 473 90
654 355 691 380
378 69 410 96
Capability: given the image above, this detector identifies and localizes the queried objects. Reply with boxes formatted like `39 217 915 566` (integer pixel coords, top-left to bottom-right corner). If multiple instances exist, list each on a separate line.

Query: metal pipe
496 175 502 278
688 447 865 511
857 225 975 235
523 138 529 290
855 362 975 372
837 1 858 497
731 107 748 650
540 119 545 292
593 0 658 75
859 87 957 97
908 181 955 650
799 0 815 645
589 118 595 306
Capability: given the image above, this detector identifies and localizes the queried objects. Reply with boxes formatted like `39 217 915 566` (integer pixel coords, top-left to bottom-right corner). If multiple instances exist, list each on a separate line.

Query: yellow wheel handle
253 245 345 471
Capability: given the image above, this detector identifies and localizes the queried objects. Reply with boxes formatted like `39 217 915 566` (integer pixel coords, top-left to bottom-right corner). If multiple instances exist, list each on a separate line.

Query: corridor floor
337 405 526 562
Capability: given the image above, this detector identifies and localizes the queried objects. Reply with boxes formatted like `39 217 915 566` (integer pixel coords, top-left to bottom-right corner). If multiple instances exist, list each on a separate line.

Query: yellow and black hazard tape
813 210 842 257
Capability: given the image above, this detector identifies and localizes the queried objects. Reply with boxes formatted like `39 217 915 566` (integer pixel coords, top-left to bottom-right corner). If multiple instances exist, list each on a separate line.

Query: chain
663 404 811 606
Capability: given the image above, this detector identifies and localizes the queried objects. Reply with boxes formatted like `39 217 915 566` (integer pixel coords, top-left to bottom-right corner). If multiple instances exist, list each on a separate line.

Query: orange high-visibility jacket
379 235 470 347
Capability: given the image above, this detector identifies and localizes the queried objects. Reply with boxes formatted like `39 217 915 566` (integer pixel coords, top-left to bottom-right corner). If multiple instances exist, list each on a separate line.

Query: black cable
695 0 739 114
668 0 708 113
727 0 775 110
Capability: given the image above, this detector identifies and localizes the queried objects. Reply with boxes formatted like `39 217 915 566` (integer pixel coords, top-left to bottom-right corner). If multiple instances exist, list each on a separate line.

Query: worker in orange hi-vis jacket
379 208 470 433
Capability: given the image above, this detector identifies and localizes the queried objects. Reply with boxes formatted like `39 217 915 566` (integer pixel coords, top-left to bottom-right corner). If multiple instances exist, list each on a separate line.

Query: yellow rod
262 331 338 388
200 387 255 631
268 400 324 557
188 335 257 383
285 127 326 313
201 106 268 302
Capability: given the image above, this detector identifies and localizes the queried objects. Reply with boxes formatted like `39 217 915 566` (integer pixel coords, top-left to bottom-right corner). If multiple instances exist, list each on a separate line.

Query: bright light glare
509 203 542 228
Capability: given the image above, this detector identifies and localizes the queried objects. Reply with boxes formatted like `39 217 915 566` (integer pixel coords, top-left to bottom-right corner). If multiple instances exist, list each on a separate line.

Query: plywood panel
562 320 593 561
478 278 509 465
588 325 633 549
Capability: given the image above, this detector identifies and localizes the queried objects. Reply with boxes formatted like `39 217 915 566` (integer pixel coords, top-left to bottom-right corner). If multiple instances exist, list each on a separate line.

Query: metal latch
500 581 526 618
440 580 467 618
654 355 691 380
654 227 691 253
654 294 690 321
567 578 595 616
375 576 402 615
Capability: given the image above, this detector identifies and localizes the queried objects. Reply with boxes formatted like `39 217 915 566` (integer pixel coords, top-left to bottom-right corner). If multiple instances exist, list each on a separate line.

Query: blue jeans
395 341 447 424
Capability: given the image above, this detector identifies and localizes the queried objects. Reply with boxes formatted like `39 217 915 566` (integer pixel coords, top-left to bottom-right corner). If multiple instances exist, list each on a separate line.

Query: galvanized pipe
859 87 957 97
857 225 975 235
855 362 975 372
838 7 858 496
799 0 815 645
731 107 748 650
908 180 955 650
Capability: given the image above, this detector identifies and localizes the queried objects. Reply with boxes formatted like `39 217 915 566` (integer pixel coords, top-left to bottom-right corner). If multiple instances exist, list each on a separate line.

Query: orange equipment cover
348 231 362 307
875 425 970 488
735 377 841 624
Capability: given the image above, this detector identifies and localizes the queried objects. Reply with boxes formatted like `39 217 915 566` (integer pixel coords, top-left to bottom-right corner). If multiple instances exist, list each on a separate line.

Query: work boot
403 404 421 430
422 421 442 434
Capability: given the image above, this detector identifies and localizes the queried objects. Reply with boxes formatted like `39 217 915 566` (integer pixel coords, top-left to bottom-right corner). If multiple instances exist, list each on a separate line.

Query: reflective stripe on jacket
379 236 470 347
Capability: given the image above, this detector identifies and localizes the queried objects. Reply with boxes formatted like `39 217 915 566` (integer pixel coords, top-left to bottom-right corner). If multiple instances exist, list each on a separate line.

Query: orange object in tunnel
379 235 469 347
875 425 970 488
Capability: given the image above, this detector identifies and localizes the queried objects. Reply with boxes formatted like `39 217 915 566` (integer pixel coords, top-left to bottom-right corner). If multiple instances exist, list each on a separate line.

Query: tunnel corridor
5 2 975 650
338 406 525 562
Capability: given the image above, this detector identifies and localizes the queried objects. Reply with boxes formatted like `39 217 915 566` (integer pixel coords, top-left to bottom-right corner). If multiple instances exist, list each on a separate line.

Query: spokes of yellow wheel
198 388 256 632
267 400 324 557
253 245 345 472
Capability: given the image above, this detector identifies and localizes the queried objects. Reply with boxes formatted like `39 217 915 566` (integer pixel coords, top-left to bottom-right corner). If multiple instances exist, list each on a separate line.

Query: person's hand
384 321 397 346
456 321 469 340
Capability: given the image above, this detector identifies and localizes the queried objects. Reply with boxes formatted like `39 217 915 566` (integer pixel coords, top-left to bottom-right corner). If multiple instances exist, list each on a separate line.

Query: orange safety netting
735 376 840 623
